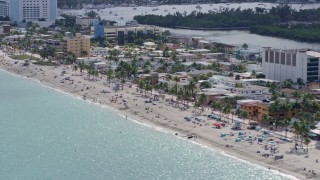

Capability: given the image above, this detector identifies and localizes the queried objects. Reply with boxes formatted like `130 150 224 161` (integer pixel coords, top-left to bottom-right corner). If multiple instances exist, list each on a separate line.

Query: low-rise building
257 102 299 121
91 47 110 57
158 73 196 92
76 57 104 65
239 100 300 121
233 85 269 100
76 16 99 28
144 42 157 50
240 102 260 118
138 72 159 85
176 53 195 61
197 88 234 105
45 39 66 53
2 34 25 42
0 25 10 34
208 75 245 87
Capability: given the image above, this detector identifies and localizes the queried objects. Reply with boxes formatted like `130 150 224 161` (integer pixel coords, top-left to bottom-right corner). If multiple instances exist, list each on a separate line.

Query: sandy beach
1 51 319 180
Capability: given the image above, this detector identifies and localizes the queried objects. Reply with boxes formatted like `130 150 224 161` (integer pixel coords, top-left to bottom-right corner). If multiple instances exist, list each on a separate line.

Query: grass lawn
10 54 40 61
33 61 57 66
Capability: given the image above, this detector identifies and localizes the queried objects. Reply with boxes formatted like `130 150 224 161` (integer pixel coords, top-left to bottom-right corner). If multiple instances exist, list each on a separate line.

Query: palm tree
94 70 99 81
169 88 175 100
198 93 207 106
107 68 114 86
297 78 305 89
292 120 301 145
73 65 78 75
222 103 232 123
138 80 146 96
268 100 281 129
238 110 249 124
188 80 196 100
121 79 125 90
282 119 291 139
79 62 85 76
145 84 153 96
262 115 272 128
292 91 302 99
211 101 222 115
304 137 311 153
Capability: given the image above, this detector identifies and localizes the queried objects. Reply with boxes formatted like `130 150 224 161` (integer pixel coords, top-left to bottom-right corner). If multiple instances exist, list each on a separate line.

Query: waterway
61 2 320 49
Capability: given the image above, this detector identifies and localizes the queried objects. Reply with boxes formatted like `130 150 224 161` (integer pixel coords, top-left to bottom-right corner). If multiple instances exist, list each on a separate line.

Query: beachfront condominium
66 33 91 58
262 48 320 83
8 0 57 22
0 0 10 18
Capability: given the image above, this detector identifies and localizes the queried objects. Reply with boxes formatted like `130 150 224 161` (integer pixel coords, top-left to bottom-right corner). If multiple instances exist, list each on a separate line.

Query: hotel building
262 48 320 83
6 0 57 22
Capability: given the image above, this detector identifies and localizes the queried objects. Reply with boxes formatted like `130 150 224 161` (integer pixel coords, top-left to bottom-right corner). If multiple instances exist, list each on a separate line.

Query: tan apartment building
240 101 300 121
66 33 91 57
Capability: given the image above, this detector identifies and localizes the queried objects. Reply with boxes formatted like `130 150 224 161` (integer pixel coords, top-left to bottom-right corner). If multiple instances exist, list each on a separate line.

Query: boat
209 4 213 6
114 13 118 16
152 8 159 11
172 7 176 9
195 5 202 9
164 9 168 12
226 3 231 5
133 7 137 10
105 4 113 8
120 17 124 20
109 11 112 14
258 3 264 5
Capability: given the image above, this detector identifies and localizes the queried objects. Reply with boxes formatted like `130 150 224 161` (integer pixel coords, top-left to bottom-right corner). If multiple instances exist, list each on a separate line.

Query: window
275 52 279 64
292 54 296 66
270 51 274 63
265 51 269 62
286 54 291 65
281 52 285 64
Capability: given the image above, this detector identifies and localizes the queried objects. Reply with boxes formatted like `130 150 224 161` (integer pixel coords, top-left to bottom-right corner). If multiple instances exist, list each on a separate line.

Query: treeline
134 5 320 42
0 16 10 21
134 8 274 28
250 25 320 42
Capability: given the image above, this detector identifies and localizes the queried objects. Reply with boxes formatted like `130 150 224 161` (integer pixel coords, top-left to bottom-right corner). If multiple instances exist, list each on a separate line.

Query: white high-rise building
8 0 56 23
262 47 320 83
0 0 10 18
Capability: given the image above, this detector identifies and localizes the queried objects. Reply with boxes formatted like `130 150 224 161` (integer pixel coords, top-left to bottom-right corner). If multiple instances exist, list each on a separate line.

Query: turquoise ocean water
0 70 294 180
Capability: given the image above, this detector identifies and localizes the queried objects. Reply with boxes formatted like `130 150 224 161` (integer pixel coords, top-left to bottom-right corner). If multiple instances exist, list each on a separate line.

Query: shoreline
1 54 317 179
0 67 299 179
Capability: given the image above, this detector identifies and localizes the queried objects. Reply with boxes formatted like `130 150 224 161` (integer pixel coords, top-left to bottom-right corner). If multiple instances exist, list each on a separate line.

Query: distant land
57 0 291 9
134 5 320 43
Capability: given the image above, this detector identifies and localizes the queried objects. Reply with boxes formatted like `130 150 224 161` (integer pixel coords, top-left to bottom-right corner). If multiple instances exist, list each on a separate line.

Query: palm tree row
73 62 99 81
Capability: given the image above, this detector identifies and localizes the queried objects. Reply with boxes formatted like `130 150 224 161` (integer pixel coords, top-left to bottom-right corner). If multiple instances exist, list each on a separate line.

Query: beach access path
1 51 319 180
